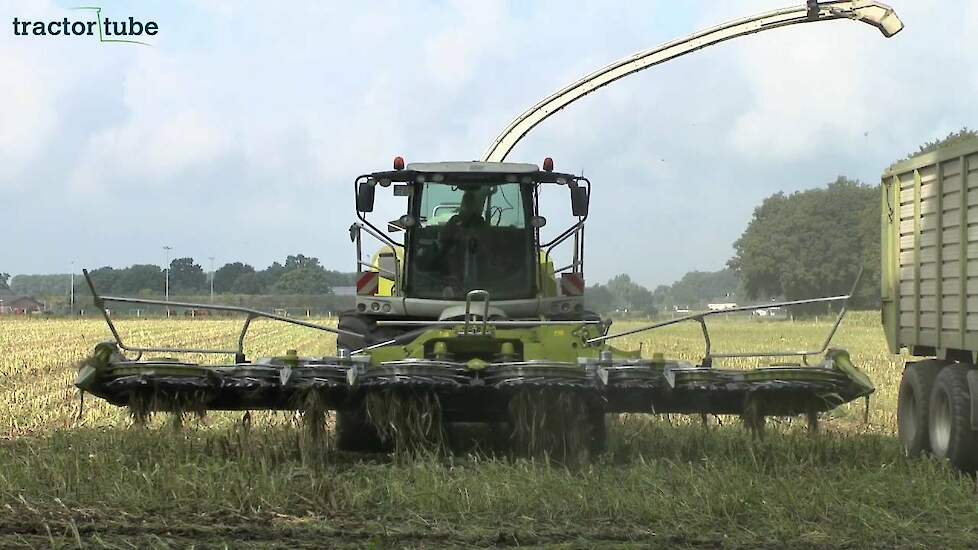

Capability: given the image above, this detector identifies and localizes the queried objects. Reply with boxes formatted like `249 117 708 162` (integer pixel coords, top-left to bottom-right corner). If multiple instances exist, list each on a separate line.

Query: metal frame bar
374 320 604 327
463 289 491 334
587 269 864 364
82 269 362 360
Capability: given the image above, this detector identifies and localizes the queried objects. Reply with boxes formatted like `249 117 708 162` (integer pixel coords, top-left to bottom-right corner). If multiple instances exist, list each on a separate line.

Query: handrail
351 221 402 293
481 1 902 162
82 269 362 361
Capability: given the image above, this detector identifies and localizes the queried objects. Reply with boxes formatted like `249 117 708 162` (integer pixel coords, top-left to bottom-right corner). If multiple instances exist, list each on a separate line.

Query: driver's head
459 189 483 219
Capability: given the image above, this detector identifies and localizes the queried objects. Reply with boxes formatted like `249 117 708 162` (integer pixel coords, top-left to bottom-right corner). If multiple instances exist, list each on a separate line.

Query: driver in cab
436 188 488 283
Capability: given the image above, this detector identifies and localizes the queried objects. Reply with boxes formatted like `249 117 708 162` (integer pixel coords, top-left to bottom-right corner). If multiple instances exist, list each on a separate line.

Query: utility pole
208 256 215 303
163 245 173 317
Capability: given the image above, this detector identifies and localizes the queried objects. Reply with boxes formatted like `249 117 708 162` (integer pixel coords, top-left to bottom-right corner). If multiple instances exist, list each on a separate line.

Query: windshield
407 182 535 300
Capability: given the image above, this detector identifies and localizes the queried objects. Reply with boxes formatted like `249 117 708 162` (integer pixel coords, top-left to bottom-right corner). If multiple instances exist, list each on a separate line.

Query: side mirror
570 186 588 217
357 181 376 212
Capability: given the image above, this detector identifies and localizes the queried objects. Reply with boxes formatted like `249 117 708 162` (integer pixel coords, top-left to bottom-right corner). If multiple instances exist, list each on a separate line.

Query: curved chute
481 1 902 162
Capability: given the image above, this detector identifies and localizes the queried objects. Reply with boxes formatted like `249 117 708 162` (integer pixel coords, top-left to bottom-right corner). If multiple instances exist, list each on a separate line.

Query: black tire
928 365 978 471
588 407 607 456
897 360 946 457
335 407 388 453
336 311 407 353
336 311 372 352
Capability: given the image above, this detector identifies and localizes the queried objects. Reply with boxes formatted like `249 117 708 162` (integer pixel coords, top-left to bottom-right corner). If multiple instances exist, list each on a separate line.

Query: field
2 312 977 548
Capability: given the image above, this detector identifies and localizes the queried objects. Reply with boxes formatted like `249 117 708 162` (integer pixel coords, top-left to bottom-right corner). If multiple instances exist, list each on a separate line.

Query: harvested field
2 312 977 548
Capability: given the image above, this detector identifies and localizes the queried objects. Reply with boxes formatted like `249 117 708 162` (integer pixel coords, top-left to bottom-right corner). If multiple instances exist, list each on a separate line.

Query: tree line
729 128 977 309
9 255 358 298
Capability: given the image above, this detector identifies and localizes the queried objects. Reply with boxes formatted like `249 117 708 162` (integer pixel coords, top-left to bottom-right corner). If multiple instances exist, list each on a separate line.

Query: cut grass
2 312 977 547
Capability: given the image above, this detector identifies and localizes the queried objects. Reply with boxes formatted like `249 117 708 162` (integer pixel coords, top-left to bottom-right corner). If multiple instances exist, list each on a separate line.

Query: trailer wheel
928 365 978 471
897 360 946 457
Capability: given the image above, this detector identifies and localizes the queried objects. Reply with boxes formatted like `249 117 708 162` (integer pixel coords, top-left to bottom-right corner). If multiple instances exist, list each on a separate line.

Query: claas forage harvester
75 1 902 456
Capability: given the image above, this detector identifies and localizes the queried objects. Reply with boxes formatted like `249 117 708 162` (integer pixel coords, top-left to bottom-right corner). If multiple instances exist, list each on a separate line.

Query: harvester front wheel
897 360 946 457
588 408 607 455
337 312 372 352
928 365 978 471
336 311 405 353
336 408 388 453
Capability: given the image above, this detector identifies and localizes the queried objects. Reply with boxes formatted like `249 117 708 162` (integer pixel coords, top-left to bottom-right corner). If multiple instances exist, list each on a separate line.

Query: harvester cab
341 158 591 351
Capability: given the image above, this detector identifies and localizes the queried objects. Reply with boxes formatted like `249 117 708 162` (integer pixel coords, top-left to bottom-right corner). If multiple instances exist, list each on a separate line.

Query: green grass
2 313 978 547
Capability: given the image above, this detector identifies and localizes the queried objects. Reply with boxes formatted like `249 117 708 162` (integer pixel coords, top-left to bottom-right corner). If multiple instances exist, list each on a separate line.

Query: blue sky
3 1 977 288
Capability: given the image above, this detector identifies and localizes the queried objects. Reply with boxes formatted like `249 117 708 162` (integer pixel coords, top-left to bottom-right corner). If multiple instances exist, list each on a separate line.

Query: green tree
584 284 616 314
270 267 333 295
113 265 164 295
284 254 321 270
231 272 264 294
85 267 120 296
168 258 206 294
729 176 878 307
606 274 657 314
10 274 75 297
0 273 9 291
213 262 255 293
255 261 287 292
657 269 741 309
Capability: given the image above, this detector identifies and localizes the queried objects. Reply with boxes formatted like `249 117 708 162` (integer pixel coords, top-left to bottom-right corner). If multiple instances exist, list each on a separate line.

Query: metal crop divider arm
82 269 363 362
588 269 864 366
481 1 902 163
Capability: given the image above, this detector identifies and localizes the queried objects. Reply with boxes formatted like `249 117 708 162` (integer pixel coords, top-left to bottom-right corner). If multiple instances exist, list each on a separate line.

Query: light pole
163 245 173 317
69 260 75 315
208 256 215 303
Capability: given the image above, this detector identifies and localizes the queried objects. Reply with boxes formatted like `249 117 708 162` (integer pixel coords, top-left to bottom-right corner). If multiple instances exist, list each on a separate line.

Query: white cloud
7 0 978 288
67 50 234 192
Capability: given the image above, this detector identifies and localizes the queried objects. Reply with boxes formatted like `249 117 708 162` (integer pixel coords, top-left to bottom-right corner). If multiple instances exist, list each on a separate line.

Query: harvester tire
336 408 388 453
928 365 978 471
337 312 373 352
897 360 946 457
589 408 607 455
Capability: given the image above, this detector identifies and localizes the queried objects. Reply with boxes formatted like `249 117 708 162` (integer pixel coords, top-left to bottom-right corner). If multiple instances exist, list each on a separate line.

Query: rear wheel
928 365 978 471
897 360 946 457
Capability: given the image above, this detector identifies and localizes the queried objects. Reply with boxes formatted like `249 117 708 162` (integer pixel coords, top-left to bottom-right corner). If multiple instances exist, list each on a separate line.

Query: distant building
0 295 44 314
707 302 737 312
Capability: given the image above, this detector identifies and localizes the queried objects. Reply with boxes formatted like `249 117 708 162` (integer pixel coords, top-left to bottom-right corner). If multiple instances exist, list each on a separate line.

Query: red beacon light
393 156 405 170
542 157 554 172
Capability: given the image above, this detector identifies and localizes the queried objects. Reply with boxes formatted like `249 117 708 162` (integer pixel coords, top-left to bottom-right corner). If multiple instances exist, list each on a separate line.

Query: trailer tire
897 360 946 457
928 365 978 471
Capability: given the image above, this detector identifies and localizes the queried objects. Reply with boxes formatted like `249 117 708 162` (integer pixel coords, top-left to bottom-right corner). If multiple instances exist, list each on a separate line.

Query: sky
2 0 978 289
